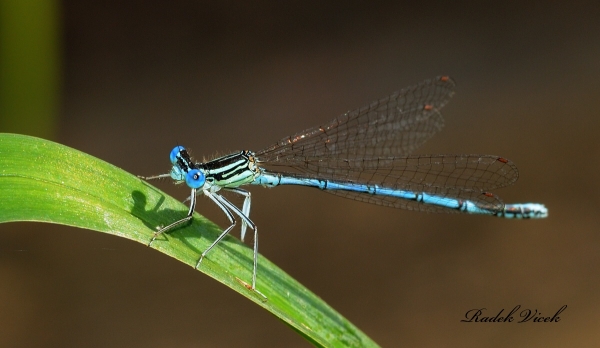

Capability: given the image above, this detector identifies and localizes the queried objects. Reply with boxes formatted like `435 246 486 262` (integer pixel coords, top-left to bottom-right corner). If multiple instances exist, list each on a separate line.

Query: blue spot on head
170 146 185 164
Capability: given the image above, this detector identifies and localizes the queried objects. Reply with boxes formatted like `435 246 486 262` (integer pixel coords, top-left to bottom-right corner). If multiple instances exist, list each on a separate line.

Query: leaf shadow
129 189 251 268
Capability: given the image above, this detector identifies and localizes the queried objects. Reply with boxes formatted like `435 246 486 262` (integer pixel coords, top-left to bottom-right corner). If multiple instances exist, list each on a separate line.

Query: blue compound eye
170 146 185 164
185 169 205 189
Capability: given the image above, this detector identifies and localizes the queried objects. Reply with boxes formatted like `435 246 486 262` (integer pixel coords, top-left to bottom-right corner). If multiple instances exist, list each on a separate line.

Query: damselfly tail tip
503 203 548 219
527 203 548 218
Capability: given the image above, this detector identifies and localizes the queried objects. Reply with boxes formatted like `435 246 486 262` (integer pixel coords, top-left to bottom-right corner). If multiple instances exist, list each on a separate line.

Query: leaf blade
0 133 379 348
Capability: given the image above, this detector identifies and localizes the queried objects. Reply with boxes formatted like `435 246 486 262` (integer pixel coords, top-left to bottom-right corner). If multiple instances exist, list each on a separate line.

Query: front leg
148 188 197 247
138 173 172 180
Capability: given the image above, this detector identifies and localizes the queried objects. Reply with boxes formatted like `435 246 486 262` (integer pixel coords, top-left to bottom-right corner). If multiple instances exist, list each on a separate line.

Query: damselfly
140 76 548 298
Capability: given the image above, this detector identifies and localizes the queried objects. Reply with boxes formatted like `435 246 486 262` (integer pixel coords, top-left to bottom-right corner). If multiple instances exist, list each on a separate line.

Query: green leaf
0 133 379 348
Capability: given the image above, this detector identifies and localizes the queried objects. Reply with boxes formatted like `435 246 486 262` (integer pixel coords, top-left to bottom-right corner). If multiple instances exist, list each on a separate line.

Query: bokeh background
1 1 599 347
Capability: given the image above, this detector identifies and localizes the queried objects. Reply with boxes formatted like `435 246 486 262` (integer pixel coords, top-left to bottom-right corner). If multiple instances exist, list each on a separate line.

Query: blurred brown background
1 1 599 347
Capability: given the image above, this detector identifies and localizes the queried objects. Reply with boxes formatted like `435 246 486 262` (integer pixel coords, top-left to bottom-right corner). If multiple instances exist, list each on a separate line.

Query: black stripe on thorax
201 151 255 182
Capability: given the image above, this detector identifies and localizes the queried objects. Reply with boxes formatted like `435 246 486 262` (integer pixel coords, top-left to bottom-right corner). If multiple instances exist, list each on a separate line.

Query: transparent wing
256 76 455 163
